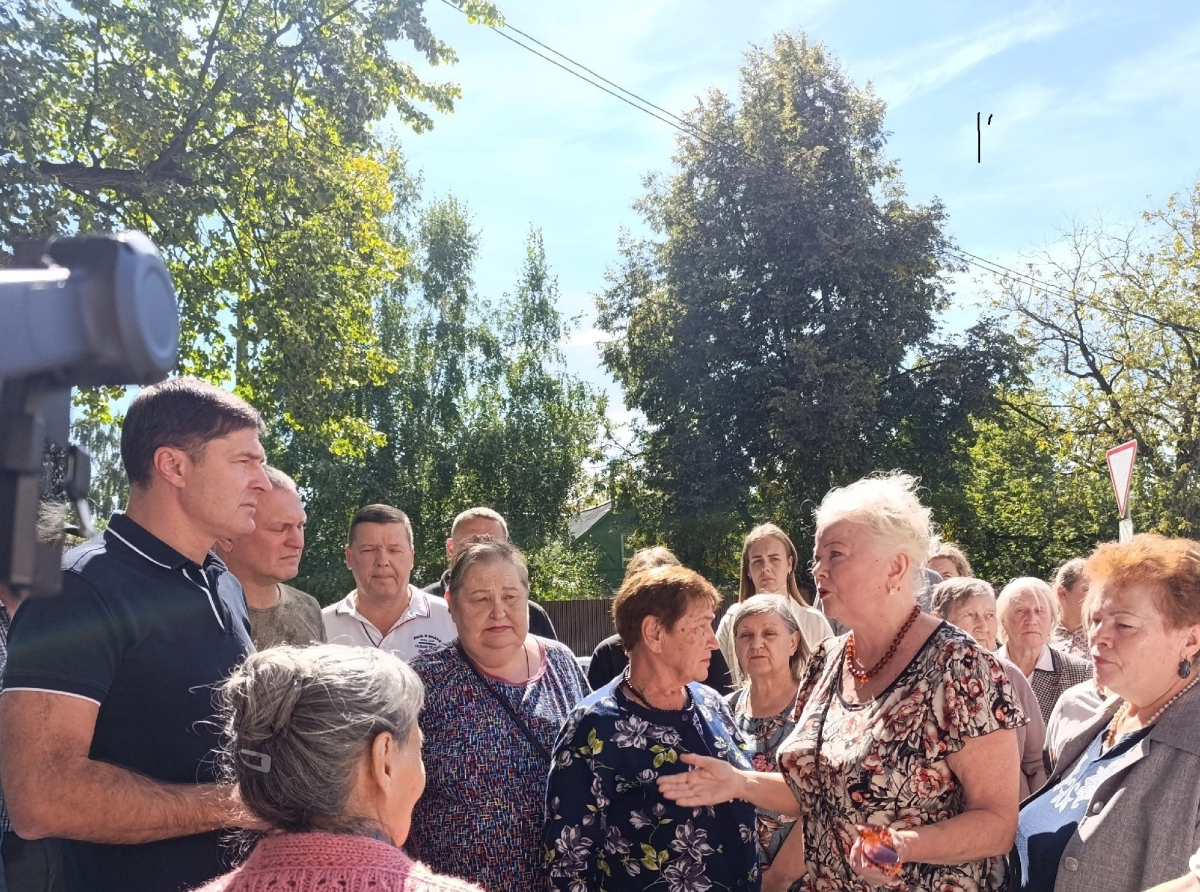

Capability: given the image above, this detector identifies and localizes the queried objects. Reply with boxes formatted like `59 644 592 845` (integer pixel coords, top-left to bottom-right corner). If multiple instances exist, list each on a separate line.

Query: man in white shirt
322 504 456 660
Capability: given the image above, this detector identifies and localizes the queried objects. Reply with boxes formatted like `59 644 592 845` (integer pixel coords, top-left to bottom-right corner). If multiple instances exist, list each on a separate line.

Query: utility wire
435 0 719 151
438 0 1200 338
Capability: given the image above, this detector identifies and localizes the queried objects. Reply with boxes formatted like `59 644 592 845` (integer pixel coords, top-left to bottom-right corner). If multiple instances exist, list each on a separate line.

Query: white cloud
566 326 608 348
870 4 1082 107
1093 18 1200 112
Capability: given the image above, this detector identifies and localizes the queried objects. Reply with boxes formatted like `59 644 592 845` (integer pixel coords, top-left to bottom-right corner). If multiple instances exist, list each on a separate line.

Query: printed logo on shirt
413 633 449 653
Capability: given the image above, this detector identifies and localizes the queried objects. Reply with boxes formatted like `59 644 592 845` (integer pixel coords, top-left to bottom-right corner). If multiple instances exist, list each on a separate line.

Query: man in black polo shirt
0 378 270 892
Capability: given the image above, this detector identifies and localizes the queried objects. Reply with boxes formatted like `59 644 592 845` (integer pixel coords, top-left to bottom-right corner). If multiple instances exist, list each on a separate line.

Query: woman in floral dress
659 473 1026 892
542 565 760 892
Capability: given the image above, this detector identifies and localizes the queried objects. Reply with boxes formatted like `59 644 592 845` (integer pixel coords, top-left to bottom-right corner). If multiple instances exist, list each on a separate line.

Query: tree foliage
283 198 607 599
984 179 1200 548
2 0 604 601
599 33 1022 582
944 391 1112 585
0 0 481 457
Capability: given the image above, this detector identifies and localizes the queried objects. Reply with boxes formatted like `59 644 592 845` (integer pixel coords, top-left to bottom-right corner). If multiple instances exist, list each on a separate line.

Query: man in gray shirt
216 466 324 649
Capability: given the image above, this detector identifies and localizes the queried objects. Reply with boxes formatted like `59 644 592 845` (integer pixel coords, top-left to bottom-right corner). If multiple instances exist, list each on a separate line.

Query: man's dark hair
121 377 264 488
347 504 413 547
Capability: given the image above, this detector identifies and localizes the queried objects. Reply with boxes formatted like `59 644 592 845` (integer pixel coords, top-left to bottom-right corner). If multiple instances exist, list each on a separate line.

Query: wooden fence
541 595 739 658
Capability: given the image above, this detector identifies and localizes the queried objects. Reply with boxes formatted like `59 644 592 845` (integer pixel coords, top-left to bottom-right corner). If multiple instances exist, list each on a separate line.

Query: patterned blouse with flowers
776 622 1026 892
725 686 800 867
542 678 760 892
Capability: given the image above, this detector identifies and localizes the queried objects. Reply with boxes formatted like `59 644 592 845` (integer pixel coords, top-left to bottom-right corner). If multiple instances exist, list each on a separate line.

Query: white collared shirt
322 585 457 661
997 642 1056 673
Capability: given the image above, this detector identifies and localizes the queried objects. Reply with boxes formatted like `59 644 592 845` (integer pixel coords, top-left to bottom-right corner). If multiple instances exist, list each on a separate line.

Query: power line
438 0 1200 338
435 0 719 151
941 242 1200 336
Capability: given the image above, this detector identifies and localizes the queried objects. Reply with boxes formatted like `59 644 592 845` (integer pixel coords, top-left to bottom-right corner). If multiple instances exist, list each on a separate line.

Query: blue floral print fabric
542 678 761 892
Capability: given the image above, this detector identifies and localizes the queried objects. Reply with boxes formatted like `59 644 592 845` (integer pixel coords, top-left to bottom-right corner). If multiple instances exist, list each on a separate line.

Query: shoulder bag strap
455 641 552 764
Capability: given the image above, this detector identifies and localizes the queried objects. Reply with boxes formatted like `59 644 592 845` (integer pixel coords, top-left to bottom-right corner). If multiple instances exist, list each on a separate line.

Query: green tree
1 0 492 457
990 180 1200 539
285 198 607 600
599 33 1021 582
944 392 1113 585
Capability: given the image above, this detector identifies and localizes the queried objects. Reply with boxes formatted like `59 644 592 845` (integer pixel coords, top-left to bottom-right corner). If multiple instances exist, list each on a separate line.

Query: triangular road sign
1106 440 1138 518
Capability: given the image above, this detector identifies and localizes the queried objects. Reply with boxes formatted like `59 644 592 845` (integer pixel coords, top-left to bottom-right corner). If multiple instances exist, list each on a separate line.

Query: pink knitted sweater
190 832 485 892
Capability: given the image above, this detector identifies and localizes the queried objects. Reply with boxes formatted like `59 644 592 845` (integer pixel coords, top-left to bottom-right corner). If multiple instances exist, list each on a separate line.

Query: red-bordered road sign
1106 440 1138 518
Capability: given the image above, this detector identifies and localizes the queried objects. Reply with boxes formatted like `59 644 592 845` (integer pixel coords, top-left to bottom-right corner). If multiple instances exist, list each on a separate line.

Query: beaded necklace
845 605 922 684
623 667 692 713
1104 673 1200 750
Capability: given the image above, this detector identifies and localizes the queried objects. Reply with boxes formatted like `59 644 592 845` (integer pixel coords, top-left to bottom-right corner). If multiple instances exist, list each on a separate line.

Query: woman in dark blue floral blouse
542 565 760 892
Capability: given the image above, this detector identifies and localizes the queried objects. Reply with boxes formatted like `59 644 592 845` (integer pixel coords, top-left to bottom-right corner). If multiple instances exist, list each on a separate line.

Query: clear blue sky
391 0 1200 422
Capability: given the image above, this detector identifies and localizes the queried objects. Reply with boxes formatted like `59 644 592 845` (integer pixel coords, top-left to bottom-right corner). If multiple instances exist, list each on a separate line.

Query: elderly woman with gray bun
190 645 482 892
997 577 1093 726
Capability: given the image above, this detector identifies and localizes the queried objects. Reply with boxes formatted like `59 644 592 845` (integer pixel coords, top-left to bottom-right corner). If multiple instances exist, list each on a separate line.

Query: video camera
0 232 180 597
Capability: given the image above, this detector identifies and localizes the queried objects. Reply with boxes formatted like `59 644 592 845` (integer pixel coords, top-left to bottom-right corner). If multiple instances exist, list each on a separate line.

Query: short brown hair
931 542 973 577
930 577 995 620
1084 534 1200 630
447 537 529 594
450 507 508 540
613 565 721 652
347 504 413 547
121 377 263 487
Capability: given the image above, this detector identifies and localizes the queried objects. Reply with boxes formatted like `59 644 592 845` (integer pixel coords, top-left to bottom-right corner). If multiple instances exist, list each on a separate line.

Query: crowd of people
0 375 1197 892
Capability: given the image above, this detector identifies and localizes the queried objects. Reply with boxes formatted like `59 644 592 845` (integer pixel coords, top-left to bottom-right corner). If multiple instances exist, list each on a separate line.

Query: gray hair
731 594 809 683
263 465 298 493
814 471 935 588
930 577 996 620
997 577 1059 644
218 645 424 834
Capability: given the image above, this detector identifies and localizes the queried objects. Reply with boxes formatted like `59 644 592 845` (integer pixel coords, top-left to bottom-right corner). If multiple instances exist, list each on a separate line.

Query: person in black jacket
587 546 733 694
421 507 557 640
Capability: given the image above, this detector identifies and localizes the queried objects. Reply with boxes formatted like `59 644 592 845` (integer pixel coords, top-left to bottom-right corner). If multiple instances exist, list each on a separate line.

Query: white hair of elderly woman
217 644 424 837
814 471 935 586
996 577 1060 645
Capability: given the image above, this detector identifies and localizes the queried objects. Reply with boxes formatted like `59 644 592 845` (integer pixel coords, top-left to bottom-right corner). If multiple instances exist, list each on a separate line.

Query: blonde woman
660 473 1024 892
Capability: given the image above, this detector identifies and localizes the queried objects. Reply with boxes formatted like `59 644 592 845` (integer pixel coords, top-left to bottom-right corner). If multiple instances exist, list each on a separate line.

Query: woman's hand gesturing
848 825 912 889
655 753 743 806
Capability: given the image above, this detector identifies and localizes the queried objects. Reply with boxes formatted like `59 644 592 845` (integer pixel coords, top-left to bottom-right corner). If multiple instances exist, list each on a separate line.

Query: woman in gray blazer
1012 533 1200 892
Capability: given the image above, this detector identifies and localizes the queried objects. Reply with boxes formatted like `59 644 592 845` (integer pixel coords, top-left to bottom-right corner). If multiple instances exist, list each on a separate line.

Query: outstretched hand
655 753 743 807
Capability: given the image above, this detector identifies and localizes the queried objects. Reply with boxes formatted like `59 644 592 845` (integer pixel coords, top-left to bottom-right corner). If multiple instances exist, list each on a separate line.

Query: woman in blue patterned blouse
542 565 760 892
407 537 589 892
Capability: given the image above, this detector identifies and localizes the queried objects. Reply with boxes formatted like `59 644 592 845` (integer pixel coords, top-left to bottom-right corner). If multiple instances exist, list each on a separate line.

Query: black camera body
0 233 180 596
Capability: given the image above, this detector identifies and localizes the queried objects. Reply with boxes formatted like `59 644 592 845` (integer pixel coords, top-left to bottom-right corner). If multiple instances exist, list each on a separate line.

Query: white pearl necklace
1105 674 1200 750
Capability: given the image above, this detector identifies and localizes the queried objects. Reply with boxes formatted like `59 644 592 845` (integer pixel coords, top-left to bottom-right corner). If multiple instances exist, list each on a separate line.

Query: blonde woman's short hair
814 471 934 587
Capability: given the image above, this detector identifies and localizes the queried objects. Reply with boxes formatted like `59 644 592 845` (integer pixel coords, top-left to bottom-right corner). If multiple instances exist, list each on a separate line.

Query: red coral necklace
846 605 922 684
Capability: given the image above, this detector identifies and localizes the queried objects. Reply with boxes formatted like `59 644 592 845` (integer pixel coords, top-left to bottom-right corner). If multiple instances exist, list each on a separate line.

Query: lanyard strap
455 641 552 764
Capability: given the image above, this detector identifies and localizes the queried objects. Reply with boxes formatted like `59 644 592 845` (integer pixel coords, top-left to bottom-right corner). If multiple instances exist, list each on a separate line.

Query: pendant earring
1180 659 1193 679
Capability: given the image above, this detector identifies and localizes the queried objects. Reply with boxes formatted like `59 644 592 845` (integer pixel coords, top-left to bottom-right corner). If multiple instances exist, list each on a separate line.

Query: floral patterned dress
725 687 800 867
542 678 760 892
776 622 1025 892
